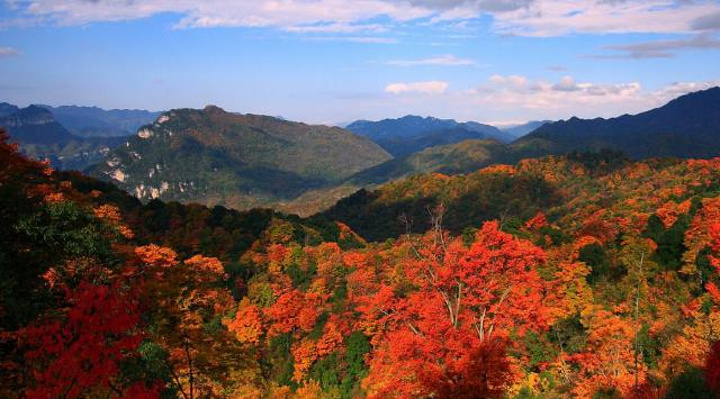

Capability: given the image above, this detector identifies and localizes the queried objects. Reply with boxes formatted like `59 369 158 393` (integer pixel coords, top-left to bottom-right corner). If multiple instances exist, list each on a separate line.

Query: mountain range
0 103 161 170
2 87 720 217
37 105 160 137
0 105 127 170
346 115 515 157
302 87 720 214
0 105 74 145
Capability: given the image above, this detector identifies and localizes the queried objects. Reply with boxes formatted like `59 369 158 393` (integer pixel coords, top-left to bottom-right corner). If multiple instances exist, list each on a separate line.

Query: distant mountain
346 115 513 157
462 121 514 142
90 106 392 212
0 105 124 170
366 127 493 158
37 105 161 137
502 120 551 138
322 87 720 221
347 115 458 140
0 105 75 145
0 102 19 117
513 87 720 159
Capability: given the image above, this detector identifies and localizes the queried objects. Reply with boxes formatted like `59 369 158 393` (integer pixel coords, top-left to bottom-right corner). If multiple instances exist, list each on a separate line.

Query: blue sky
0 1 719 126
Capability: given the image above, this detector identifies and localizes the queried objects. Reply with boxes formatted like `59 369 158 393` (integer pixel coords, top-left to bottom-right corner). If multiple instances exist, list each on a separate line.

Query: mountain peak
0 102 20 118
22 104 53 116
203 105 226 114
400 114 432 120
0 104 75 146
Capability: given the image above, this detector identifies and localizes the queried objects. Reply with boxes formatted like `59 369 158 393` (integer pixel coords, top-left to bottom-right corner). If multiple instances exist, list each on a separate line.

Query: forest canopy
2 129 720 398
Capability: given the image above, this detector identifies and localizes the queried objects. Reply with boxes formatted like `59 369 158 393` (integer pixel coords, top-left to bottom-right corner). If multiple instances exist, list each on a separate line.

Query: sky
0 0 719 126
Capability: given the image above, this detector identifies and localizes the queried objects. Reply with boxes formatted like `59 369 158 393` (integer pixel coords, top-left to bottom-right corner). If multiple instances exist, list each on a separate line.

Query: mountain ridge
513 87 720 159
37 104 161 137
346 115 514 157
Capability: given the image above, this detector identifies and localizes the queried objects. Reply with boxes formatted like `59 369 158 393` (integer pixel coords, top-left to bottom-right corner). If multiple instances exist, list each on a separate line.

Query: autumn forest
3 121 720 398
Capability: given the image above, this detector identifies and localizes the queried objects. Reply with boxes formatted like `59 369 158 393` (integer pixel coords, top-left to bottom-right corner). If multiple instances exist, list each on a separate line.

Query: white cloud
283 22 388 34
6 0 431 29
469 74 645 110
590 33 720 59
492 0 720 37
652 80 720 100
385 54 477 66
7 0 720 37
488 74 528 88
553 76 579 91
10 0 536 29
401 0 533 12
385 81 449 94
413 75 719 123
0 46 20 57
306 35 398 44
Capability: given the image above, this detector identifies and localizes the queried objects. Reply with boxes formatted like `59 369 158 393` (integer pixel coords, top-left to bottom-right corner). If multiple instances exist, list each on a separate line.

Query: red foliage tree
23 281 147 398
265 289 320 337
418 338 512 399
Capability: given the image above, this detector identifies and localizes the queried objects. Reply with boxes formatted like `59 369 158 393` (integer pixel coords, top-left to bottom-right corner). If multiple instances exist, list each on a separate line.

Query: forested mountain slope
90 106 391 211
347 138 507 185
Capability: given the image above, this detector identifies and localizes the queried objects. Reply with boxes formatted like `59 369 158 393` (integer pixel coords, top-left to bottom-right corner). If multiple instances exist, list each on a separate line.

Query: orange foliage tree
348 219 552 397
137 246 258 398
